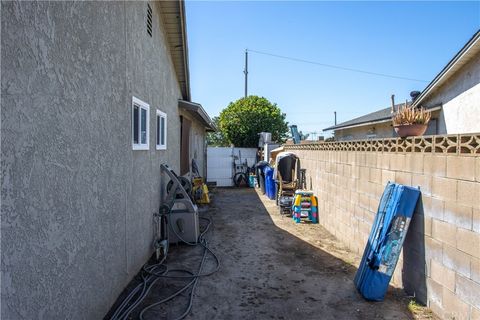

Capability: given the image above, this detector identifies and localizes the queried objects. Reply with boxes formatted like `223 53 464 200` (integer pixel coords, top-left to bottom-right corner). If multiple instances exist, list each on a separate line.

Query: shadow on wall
402 195 427 304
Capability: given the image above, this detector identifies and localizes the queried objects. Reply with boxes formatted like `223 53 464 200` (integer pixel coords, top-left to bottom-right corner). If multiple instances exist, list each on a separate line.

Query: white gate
207 147 257 187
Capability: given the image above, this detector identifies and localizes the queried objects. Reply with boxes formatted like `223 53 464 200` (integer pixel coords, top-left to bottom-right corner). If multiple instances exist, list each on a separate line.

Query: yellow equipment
192 178 210 204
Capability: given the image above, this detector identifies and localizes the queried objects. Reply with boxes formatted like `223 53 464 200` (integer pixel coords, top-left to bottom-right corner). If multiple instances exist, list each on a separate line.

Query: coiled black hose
109 210 219 320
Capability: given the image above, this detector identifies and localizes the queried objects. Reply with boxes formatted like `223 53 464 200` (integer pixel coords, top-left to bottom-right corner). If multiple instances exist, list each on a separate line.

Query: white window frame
132 96 150 150
156 109 167 150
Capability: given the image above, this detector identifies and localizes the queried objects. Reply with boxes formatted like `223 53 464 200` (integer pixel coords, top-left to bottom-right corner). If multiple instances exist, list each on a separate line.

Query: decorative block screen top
283 134 480 155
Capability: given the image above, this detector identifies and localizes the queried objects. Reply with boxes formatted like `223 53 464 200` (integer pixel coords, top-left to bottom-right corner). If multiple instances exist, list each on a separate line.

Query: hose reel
166 176 192 197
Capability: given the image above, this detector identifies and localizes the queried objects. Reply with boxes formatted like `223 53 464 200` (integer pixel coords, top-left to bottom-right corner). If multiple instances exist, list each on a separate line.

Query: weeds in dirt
407 299 435 319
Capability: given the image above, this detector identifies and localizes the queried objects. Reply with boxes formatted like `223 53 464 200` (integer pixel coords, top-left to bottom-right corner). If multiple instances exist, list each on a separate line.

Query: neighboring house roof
323 103 407 131
179 100 217 132
412 29 480 108
159 1 190 101
324 29 480 132
323 103 442 131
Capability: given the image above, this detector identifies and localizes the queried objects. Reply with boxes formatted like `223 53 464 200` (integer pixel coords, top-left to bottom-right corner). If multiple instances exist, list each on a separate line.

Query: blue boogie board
354 182 420 301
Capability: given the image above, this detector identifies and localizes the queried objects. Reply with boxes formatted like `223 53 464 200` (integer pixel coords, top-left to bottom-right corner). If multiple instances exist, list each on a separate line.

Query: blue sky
186 1 480 138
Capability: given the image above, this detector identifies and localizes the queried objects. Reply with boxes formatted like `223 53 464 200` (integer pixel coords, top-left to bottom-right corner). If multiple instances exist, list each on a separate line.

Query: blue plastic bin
264 167 276 200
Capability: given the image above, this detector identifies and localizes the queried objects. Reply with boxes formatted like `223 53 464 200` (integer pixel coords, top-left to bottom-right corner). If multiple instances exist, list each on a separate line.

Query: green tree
206 117 230 147
218 96 289 147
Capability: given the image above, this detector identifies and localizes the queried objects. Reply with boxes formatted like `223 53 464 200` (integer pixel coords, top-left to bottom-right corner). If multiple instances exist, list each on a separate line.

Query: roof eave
412 29 480 108
179 0 191 101
159 1 190 101
323 105 442 131
323 117 392 132
179 100 217 131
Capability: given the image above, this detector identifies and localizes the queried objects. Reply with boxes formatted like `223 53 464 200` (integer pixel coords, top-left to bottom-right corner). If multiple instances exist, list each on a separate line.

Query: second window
156 110 167 150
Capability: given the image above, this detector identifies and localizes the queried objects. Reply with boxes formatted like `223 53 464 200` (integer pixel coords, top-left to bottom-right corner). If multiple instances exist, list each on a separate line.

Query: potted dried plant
392 104 431 137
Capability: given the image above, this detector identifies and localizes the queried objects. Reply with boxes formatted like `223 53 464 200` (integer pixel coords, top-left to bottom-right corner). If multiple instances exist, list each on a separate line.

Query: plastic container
256 161 269 194
264 166 276 200
248 174 256 188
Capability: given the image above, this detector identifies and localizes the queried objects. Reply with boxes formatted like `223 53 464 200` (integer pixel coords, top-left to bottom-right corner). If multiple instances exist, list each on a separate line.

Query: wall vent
146 4 153 37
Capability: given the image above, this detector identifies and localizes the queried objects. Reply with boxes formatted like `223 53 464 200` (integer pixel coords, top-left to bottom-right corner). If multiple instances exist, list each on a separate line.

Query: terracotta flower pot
394 124 428 137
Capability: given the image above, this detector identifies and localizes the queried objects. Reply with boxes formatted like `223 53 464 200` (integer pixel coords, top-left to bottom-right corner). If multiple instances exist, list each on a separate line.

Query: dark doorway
180 116 191 175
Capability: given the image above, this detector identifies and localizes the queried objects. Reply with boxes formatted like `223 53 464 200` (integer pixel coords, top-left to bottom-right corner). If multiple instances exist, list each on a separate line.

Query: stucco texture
1 1 185 318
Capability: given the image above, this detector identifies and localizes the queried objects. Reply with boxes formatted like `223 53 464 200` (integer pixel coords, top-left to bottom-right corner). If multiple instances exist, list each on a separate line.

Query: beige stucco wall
287 137 480 320
421 53 480 134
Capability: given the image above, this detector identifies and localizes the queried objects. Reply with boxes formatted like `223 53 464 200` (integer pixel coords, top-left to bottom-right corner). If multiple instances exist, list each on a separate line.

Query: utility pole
244 49 248 98
390 94 395 113
334 111 337 125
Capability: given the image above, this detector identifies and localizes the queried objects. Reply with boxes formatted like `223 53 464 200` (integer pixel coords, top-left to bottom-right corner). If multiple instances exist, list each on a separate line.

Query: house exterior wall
285 135 480 320
1 1 185 319
421 53 480 135
333 51 480 142
334 122 395 141
179 110 207 177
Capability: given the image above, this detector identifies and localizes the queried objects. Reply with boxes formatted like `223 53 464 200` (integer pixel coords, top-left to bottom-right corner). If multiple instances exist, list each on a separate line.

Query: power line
288 121 332 124
247 49 428 83
286 111 360 115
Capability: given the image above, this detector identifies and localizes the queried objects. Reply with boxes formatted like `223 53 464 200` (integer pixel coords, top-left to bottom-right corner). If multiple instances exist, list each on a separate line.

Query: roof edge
323 117 391 132
179 100 217 131
179 0 191 101
323 105 442 132
412 29 480 108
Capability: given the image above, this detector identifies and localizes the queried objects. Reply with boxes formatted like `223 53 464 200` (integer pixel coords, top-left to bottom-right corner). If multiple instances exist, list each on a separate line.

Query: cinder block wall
285 134 480 320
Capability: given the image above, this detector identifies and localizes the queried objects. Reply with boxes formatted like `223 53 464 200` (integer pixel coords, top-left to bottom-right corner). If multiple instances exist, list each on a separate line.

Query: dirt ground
108 187 435 320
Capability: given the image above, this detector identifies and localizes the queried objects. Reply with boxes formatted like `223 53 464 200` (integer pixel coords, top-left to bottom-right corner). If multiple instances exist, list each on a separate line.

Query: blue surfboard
354 182 420 301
